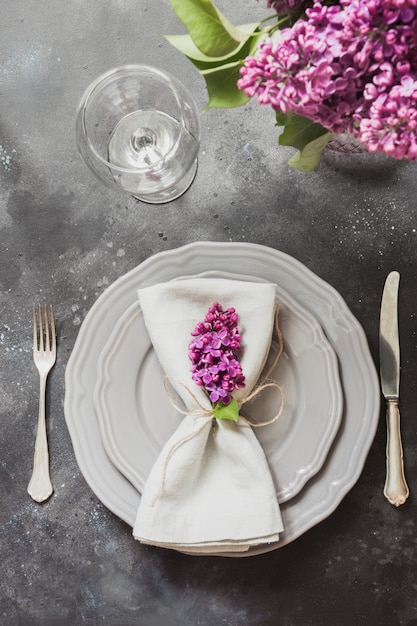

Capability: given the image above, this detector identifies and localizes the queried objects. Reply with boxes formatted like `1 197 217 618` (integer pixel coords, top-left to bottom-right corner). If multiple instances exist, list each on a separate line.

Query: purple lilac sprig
238 0 417 160
188 303 246 406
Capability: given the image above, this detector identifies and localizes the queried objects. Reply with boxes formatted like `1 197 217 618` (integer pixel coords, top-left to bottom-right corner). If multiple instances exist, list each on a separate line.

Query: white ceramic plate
94 273 343 503
64 242 380 556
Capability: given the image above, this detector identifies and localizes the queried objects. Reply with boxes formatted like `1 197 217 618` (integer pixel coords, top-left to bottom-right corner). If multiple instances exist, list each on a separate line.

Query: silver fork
27 305 56 503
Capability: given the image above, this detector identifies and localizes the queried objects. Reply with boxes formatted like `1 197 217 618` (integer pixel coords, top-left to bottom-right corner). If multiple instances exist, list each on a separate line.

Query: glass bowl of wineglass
75 65 201 204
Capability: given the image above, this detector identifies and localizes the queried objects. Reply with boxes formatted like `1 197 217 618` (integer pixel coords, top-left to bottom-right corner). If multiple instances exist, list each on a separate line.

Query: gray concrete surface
1 1 417 625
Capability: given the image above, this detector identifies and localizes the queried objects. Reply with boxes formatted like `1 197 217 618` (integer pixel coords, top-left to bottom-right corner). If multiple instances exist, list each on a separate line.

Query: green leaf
164 27 265 109
212 397 239 422
201 61 250 109
165 14 266 110
196 30 266 109
287 132 332 171
275 111 331 171
164 22 260 64
277 112 329 151
169 0 251 57
275 111 292 127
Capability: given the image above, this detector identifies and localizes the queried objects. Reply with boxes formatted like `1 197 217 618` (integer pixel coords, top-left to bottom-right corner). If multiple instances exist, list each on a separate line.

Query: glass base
132 158 198 204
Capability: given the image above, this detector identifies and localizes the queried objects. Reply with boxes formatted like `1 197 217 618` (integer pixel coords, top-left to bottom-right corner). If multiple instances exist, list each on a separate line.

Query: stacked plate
64 242 380 557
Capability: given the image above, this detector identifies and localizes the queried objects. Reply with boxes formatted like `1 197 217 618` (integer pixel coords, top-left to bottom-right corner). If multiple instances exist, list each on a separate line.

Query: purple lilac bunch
188 303 246 406
238 0 417 160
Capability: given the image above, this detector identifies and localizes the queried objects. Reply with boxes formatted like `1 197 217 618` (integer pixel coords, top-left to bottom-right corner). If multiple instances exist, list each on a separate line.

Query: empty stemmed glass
75 65 201 204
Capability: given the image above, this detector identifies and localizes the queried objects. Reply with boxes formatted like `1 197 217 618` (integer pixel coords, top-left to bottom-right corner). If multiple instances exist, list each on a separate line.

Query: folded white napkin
133 277 283 553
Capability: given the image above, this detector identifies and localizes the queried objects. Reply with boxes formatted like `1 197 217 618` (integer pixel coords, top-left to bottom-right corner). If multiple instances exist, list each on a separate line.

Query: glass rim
75 64 200 173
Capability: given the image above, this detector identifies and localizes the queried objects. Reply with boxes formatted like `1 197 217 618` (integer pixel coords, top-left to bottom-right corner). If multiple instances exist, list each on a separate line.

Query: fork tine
39 305 44 352
33 306 37 351
49 305 56 354
33 306 56 354
44 305 50 353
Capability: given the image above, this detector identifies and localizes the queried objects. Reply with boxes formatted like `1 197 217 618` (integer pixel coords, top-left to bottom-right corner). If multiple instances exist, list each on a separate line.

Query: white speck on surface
0 144 13 171
116 249 125 257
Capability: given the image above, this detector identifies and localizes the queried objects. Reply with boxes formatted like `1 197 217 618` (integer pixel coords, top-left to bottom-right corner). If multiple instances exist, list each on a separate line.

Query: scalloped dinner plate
64 242 380 556
94 272 343 504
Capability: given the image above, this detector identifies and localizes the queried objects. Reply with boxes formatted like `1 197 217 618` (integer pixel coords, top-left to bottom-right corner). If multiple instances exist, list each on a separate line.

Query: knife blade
379 270 409 506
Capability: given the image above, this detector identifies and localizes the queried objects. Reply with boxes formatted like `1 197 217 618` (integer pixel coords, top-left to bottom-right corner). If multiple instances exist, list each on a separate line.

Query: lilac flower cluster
188 303 245 406
239 0 417 160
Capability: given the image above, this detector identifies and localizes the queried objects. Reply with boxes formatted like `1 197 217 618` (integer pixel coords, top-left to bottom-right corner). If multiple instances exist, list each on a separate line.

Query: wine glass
75 65 201 204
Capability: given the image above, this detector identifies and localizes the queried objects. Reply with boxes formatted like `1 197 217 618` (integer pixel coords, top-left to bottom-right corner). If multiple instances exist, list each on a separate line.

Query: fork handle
383 399 409 507
28 373 53 503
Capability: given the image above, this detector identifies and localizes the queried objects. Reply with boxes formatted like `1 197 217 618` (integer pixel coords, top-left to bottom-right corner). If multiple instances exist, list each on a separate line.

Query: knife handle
384 399 409 506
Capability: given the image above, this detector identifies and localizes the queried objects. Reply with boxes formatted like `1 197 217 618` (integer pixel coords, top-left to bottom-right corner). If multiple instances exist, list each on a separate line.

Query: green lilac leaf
163 37 259 109
277 112 329 151
169 0 251 57
287 132 332 171
212 397 239 422
275 111 292 127
201 61 250 109
165 22 260 64
165 18 266 110
275 112 331 171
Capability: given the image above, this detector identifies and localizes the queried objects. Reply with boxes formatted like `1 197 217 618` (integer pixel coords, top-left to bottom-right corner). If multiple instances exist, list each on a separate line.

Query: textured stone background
1 1 416 625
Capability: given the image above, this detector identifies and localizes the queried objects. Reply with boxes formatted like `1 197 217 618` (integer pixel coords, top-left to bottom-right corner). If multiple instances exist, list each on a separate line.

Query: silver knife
379 270 409 506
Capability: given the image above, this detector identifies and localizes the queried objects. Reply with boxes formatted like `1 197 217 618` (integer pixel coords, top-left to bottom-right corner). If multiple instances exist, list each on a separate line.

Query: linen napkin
133 277 283 553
